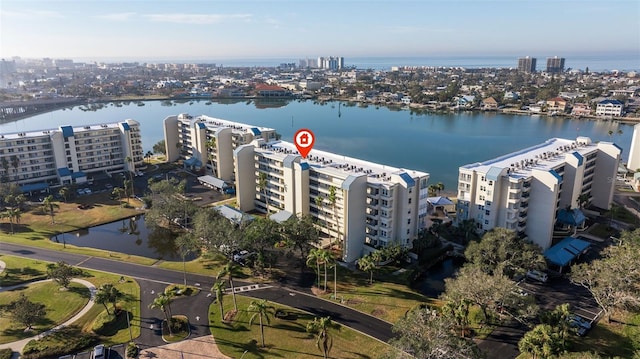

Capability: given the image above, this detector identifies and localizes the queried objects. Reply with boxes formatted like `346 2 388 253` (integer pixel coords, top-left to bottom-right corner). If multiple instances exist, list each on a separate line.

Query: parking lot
61 344 125 359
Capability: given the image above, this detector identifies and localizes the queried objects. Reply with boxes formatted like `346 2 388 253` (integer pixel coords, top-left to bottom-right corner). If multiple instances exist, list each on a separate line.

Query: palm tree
148 293 174 336
112 187 125 203
145 150 154 163
314 195 324 228
436 182 445 195
328 186 339 246
577 193 590 209
206 137 217 176
258 171 269 213
306 316 335 359
357 254 376 284
95 283 124 315
247 299 274 348
10 155 20 175
123 179 133 203
217 262 238 311
319 249 333 292
306 248 323 289
212 281 226 321
126 156 134 183
58 186 69 203
428 184 438 197
4 207 20 234
42 195 59 224
175 233 199 286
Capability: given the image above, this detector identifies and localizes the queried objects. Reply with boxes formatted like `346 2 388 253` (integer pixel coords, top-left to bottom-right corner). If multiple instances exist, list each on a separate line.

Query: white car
526 270 548 283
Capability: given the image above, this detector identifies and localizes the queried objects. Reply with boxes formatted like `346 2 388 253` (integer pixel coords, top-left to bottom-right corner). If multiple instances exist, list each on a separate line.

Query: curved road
0 243 394 347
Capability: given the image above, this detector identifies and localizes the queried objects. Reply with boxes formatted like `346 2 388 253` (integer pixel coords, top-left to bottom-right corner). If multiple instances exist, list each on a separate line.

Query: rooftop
258 140 429 185
178 113 275 135
0 121 126 140
461 137 601 178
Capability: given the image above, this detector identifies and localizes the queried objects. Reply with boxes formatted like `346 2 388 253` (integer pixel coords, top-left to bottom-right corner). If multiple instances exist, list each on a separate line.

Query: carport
20 182 49 196
198 175 229 191
544 236 591 272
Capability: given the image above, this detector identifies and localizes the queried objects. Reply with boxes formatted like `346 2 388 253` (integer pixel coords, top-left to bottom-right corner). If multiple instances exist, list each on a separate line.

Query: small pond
50 215 191 261
412 257 466 297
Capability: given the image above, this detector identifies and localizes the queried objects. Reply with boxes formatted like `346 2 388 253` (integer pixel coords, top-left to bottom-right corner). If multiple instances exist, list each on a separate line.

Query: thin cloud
265 16 280 28
387 25 452 34
143 13 252 25
95 12 137 21
3 9 64 19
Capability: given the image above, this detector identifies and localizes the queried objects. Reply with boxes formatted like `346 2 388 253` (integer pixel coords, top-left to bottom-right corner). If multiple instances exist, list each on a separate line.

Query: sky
1 0 639 62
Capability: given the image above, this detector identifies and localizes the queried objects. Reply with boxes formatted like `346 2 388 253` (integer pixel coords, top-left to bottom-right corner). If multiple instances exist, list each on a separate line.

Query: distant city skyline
1 0 639 61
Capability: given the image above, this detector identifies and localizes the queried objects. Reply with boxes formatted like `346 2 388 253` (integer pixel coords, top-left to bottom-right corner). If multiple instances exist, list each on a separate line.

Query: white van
93 344 105 359
526 270 548 283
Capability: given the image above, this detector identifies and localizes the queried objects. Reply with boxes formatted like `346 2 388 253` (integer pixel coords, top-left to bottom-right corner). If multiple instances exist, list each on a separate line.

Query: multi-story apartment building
456 137 620 250
596 99 625 117
546 56 565 73
234 140 429 262
517 56 537 73
317 56 345 70
163 113 278 181
0 119 143 188
627 123 640 171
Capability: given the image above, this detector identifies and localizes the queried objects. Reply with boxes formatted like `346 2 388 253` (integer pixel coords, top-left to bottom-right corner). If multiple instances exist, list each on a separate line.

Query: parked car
93 344 105 359
567 314 592 336
526 270 548 283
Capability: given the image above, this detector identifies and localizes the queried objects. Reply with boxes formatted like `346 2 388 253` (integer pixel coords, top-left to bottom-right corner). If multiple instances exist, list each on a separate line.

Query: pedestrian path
0 278 97 355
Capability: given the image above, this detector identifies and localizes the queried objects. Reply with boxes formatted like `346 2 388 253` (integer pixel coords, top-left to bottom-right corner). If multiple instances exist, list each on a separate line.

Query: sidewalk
0 278 97 355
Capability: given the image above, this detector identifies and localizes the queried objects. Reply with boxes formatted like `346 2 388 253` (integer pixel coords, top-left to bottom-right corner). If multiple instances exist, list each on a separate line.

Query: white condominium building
163 113 277 181
234 140 430 262
0 120 143 188
456 137 620 250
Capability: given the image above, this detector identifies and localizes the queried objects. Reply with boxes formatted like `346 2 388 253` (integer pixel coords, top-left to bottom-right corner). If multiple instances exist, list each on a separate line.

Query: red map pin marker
294 128 315 159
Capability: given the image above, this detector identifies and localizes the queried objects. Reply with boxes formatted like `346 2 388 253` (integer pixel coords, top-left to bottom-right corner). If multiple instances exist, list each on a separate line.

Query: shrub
92 310 129 336
22 326 97 359
126 342 139 358
0 349 13 359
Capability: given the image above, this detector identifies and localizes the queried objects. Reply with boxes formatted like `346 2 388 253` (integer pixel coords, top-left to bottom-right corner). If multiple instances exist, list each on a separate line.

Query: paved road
0 242 395 347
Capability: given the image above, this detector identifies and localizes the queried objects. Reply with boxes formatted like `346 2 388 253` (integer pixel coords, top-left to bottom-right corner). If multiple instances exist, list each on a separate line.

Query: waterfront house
255 83 289 97
482 97 498 110
596 99 625 117
571 103 592 117
546 97 568 113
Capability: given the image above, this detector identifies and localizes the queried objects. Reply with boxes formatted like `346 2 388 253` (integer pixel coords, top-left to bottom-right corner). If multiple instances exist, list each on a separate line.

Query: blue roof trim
300 162 310 170
20 182 49 193
71 171 86 179
121 122 130 131
251 127 261 136
549 169 563 183
486 166 503 181
598 99 623 105
197 122 206 129
613 143 623 153
60 126 74 139
571 152 583 166
58 167 72 177
398 172 415 187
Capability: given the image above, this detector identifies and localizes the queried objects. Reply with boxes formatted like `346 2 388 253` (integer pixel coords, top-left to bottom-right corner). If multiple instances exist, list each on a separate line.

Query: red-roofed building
255 83 289 97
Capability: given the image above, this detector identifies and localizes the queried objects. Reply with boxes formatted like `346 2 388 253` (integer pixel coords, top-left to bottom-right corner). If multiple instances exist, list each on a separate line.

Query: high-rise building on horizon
546 56 565 73
317 56 345 70
517 56 537 73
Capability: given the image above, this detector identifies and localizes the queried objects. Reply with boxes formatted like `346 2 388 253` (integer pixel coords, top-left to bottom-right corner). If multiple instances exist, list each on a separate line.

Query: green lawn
209 295 390 359
314 263 437 324
0 193 155 266
0 254 141 347
0 281 89 343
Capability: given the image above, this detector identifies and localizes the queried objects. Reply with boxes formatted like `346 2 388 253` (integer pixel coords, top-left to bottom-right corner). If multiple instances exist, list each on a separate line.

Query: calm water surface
0 99 633 190
50 216 188 261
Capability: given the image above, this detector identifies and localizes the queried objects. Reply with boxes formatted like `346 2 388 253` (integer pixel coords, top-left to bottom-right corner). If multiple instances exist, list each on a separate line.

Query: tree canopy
464 228 546 278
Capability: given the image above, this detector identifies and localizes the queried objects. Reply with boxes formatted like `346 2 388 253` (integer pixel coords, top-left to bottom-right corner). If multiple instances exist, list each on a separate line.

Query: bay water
0 99 633 190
